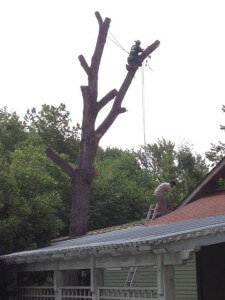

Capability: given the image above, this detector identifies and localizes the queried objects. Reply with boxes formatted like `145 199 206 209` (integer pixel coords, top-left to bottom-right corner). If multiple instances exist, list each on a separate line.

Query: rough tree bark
46 11 160 239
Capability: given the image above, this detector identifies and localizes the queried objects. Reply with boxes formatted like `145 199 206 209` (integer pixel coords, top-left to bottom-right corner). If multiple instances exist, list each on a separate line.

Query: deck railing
98 287 157 300
17 286 55 299
16 286 157 300
17 286 93 300
60 287 93 300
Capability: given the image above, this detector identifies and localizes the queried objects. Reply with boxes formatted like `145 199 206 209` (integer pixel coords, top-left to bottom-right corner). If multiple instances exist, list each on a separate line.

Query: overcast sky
0 0 225 156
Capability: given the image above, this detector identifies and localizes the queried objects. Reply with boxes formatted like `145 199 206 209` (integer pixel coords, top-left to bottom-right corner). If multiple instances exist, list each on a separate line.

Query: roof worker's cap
134 40 141 45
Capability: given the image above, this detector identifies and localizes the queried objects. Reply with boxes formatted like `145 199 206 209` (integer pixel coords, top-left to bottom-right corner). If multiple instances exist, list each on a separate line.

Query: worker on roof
127 40 144 70
154 181 176 216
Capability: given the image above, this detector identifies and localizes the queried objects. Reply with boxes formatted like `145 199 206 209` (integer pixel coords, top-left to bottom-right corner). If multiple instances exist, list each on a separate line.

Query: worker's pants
155 195 168 215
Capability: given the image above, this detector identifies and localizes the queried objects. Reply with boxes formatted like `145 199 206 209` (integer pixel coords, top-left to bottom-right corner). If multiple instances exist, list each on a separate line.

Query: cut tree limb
78 55 90 75
97 89 118 112
46 147 75 178
95 11 103 26
89 16 111 98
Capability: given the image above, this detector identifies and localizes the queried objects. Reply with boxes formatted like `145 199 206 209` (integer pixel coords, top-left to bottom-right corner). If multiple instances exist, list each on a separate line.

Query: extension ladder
124 266 139 287
145 203 159 223
124 204 159 287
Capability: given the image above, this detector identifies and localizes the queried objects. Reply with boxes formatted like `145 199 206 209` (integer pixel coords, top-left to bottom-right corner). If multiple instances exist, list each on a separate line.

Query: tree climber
127 40 144 70
153 181 176 215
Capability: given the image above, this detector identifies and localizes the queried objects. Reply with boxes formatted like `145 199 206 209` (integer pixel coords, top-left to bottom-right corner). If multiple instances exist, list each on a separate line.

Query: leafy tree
0 133 68 254
206 141 225 165
137 139 208 205
96 147 126 161
176 144 208 200
89 151 151 230
138 139 176 181
206 105 225 165
0 107 27 155
25 103 80 163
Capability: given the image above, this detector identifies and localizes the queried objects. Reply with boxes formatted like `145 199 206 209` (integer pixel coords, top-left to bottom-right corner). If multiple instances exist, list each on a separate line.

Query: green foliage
89 151 152 230
137 139 208 204
206 105 225 165
0 107 27 155
138 139 176 181
0 133 68 254
25 103 80 163
176 144 208 200
206 141 225 165
0 105 79 255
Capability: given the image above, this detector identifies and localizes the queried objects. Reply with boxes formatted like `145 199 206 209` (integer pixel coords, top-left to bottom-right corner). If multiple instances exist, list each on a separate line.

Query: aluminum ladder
145 202 159 224
124 204 159 287
124 266 139 287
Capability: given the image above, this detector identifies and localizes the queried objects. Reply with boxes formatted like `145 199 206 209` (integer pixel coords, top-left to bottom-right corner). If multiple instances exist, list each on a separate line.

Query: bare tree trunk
46 11 160 239
70 142 98 237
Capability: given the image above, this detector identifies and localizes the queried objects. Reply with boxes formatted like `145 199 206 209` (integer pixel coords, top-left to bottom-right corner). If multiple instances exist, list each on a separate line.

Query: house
2 157 225 300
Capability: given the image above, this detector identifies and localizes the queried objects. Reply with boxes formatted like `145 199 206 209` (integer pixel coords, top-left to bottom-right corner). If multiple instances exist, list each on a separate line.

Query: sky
0 0 225 156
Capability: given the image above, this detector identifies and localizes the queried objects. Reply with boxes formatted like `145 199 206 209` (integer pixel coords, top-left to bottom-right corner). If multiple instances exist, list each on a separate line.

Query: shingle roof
148 191 225 226
2 214 225 264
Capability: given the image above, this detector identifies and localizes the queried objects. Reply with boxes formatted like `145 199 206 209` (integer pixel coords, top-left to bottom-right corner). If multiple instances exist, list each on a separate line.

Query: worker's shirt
129 45 143 58
154 183 172 198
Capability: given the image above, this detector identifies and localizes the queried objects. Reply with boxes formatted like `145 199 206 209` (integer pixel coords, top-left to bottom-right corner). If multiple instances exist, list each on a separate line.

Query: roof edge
177 156 225 208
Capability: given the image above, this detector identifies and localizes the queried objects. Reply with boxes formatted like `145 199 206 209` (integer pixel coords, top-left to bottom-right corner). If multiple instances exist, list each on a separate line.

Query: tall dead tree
46 12 160 238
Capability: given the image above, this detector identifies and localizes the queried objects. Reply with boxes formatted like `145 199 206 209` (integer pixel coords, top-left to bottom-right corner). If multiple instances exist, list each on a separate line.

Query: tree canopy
205 105 225 165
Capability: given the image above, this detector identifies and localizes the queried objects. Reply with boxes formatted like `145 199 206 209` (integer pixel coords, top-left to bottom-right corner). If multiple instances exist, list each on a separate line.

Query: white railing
17 286 93 300
60 287 93 300
98 287 157 300
17 286 157 300
17 286 55 299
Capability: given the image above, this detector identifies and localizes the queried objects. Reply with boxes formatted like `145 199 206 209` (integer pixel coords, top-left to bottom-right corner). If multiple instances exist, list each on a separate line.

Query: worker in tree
127 40 144 70
153 181 176 216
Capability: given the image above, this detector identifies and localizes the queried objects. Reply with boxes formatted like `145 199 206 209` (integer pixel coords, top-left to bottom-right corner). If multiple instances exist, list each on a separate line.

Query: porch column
156 254 175 300
54 265 64 300
156 254 164 299
163 265 175 300
91 257 104 300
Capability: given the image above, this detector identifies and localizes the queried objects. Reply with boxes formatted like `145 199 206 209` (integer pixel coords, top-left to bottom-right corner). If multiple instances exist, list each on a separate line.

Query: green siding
135 266 157 288
175 259 197 300
104 268 129 287
103 266 157 288
103 258 197 300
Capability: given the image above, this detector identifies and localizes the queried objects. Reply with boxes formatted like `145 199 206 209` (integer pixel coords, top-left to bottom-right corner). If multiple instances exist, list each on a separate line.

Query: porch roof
2 214 225 264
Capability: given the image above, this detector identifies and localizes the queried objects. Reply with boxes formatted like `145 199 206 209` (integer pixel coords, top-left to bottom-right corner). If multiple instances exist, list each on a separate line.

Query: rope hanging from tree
108 31 129 54
108 31 153 145
141 65 146 145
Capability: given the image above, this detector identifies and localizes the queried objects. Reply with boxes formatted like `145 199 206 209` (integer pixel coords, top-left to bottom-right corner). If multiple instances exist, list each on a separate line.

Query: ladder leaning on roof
145 203 159 224
124 266 139 287
124 204 159 287
124 203 159 287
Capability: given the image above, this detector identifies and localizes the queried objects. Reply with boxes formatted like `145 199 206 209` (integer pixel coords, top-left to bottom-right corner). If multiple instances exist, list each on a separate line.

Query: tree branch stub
89 17 111 87
78 55 90 75
97 89 118 112
46 147 75 179
95 11 103 26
